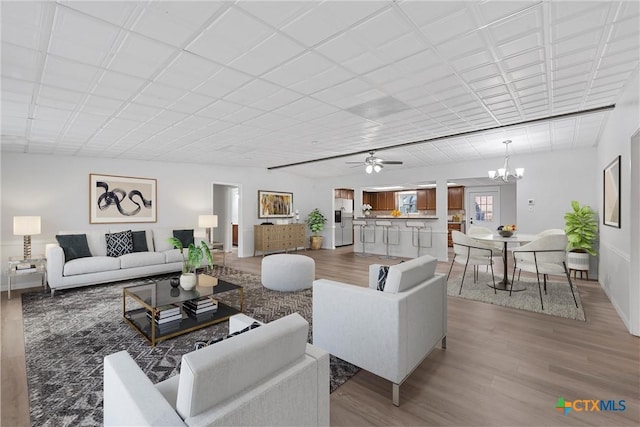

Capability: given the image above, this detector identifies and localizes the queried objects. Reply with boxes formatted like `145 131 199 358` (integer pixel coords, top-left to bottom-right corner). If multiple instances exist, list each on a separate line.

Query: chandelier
488 140 524 182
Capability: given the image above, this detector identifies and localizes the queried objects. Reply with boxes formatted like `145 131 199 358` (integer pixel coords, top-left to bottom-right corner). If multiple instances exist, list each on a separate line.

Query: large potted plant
564 200 598 273
168 238 214 290
305 208 327 250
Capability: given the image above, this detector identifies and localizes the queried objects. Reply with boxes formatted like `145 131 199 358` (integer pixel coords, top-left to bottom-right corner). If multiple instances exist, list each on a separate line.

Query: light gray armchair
312 255 447 406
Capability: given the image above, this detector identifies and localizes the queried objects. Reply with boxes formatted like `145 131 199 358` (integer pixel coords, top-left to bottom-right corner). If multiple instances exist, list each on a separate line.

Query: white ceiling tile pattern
1 0 638 178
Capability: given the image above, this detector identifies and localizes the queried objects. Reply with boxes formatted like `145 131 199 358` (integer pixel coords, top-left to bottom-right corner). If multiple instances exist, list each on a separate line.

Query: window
474 196 493 221
397 191 417 214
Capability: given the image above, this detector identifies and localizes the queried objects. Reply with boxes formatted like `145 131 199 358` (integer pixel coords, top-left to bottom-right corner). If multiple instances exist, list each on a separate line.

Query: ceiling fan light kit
488 140 524 182
348 150 402 174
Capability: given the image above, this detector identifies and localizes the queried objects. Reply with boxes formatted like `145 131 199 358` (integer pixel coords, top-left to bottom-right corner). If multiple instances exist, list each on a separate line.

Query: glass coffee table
123 276 243 346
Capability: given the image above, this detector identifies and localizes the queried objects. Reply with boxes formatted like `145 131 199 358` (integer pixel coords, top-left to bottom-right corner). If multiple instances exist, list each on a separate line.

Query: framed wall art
258 190 293 218
90 174 157 223
603 155 621 228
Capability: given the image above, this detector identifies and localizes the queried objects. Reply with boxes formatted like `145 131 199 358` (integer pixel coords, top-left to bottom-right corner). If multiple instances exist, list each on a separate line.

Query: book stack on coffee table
147 304 182 334
184 296 218 321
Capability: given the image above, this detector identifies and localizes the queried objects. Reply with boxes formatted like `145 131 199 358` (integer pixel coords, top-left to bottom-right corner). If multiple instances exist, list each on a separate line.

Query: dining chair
447 230 497 294
536 228 565 237
510 234 578 310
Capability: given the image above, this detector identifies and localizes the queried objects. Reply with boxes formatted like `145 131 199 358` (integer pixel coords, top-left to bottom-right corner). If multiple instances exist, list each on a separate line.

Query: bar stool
376 220 399 259
353 220 374 257
406 221 432 257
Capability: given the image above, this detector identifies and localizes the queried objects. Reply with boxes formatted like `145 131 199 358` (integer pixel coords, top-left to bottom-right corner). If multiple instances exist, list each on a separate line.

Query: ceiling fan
346 151 404 174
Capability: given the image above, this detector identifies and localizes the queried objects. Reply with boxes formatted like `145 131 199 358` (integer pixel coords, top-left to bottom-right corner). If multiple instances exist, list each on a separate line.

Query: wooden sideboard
254 223 306 256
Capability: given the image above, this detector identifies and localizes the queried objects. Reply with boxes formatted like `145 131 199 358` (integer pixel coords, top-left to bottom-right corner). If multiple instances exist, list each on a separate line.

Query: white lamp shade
198 214 218 228
365 164 373 174
13 216 41 235
515 168 525 177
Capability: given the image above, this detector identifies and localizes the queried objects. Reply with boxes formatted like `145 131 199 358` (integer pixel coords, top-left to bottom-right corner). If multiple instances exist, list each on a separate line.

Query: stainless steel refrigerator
334 208 354 247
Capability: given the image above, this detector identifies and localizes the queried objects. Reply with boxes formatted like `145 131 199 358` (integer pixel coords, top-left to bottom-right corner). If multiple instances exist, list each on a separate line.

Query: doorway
211 183 241 257
467 188 501 230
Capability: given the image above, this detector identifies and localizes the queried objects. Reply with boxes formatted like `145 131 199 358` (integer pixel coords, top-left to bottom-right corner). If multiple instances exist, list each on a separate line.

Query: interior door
467 189 500 231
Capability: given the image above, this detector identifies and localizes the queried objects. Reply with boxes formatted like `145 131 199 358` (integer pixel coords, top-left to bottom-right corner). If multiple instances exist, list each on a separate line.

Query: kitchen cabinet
417 189 436 210
363 192 372 206
334 189 353 199
366 191 397 210
447 223 462 247
448 186 464 210
384 191 396 210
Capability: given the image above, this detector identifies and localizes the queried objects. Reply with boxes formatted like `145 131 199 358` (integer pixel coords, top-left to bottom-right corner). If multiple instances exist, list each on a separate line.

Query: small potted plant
168 238 214 290
305 208 327 250
564 200 598 272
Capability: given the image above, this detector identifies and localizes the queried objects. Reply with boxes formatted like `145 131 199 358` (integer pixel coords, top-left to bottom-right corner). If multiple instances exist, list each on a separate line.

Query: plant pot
567 251 590 272
310 235 323 250
180 273 197 291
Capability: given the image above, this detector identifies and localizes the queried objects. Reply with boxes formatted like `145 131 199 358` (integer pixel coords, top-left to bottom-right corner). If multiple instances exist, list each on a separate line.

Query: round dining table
472 233 538 291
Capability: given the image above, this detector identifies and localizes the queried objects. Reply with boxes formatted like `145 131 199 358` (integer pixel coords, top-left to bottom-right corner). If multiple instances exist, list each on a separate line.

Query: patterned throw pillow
106 230 133 257
377 265 390 291
193 322 262 351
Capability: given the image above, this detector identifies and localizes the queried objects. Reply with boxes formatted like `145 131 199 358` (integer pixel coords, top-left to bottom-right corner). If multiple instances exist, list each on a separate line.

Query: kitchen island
352 216 447 259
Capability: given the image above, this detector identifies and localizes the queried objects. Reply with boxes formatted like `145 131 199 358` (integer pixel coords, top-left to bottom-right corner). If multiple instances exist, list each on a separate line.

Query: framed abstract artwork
603 155 621 228
258 190 293 218
90 174 157 223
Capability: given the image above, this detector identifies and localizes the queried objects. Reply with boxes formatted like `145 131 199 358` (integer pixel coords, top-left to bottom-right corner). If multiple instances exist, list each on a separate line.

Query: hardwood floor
2 247 638 426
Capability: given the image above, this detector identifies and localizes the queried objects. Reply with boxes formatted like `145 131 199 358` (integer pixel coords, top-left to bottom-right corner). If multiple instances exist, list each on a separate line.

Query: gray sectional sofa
46 227 204 295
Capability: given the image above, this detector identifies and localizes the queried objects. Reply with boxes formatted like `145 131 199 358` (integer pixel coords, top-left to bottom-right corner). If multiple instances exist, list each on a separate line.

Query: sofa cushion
164 249 184 264
55 234 92 262
106 230 134 257
120 251 165 269
63 256 120 276
173 229 194 248
152 228 174 252
176 313 309 419
131 230 149 252
59 230 107 256
383 255 437 294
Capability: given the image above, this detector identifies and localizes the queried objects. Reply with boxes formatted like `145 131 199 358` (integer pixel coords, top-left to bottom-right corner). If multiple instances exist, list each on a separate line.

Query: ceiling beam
267 104 616 170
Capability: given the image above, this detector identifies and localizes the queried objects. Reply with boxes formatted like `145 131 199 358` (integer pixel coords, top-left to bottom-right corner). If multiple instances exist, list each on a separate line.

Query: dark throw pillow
193 321 262 351
131 230 148 252
55 234 92 262
377 265 390 291
106 230 133 257
173 229 194 248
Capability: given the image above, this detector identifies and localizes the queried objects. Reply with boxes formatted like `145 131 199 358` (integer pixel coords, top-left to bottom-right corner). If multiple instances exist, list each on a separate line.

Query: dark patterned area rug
447 271 586 321
22 266 359 426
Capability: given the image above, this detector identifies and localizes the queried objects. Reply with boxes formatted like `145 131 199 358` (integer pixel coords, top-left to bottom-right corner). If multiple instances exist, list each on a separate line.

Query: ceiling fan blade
345 161 365 164
380 160 403 165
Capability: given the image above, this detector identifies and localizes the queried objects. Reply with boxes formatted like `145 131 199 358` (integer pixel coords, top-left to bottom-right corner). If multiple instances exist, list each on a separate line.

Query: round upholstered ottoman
261 254 315 291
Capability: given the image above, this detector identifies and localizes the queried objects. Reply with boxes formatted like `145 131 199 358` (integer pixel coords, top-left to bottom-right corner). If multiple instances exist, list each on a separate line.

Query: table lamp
13 216 41 259
198 214 218 245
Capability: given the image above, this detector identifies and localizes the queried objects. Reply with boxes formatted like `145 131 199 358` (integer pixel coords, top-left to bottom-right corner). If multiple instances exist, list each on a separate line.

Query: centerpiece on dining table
497 224 517 237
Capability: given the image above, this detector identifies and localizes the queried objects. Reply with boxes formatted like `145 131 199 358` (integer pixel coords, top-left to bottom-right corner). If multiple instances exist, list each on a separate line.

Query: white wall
0 153 326 290
596 71 639 336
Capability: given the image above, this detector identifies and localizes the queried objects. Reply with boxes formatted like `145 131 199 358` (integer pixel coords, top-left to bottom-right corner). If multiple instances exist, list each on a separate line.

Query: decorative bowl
499 230 514 237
